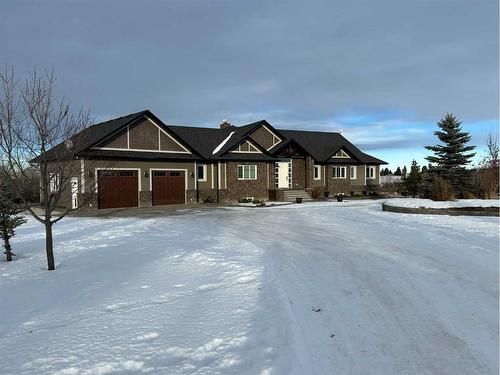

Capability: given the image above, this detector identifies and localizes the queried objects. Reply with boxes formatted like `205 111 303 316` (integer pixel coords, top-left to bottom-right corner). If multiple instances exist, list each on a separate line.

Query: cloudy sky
2 0 498 169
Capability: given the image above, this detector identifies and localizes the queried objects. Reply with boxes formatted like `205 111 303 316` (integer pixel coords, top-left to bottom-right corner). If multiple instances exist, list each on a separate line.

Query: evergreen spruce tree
0 174 26 261
404 160 422 197
394 167 402 176
402 165 407 177
425 113 476 197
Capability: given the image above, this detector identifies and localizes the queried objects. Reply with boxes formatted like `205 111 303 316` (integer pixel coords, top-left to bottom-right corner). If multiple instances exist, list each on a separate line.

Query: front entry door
277 161 291 188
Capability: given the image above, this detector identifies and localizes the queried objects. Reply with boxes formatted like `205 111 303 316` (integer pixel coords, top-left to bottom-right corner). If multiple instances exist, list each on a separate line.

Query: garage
152 170 185 205
98 170 138 209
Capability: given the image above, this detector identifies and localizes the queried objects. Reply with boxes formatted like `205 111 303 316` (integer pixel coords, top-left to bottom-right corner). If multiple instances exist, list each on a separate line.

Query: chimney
220 118 231 129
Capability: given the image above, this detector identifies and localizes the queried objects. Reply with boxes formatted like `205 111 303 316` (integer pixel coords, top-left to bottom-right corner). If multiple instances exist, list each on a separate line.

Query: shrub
238 197 253 203
311 187 325 199
474 166 499 199
431 176 455 201
200 192 216 203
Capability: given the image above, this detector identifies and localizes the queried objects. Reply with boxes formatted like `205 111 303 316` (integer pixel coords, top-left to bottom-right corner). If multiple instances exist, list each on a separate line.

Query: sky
1 0 498 170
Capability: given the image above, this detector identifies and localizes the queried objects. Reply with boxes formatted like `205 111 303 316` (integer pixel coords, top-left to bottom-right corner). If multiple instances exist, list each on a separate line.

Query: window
314 165 321 180
332 166 346 179
333 149 349 158
197 164 207 181
170 171 182 177
350 166 357 179
237 165 257 180
231 141 261 153
366 166 376 179
49 173 60 193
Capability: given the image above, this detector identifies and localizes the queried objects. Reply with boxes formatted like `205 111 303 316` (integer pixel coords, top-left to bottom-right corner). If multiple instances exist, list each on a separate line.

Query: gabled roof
277 129 387 164
35 109 386 165
32 110 148 162
212 120 285 157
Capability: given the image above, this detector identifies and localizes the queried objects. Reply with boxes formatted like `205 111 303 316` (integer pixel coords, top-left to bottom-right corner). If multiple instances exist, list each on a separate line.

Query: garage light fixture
144 171 149 178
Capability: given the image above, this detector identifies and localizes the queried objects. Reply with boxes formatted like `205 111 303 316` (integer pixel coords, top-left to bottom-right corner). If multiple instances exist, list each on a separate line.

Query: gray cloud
1 0 498 131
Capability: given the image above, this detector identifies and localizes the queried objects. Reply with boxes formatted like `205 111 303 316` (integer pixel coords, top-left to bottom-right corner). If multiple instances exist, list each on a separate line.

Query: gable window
332 166 346 179
350 166 357 179
237 165 257 180
366 166 376 179
231 141 261 153
314 165 321 180
333 149 350 158
197 164 207 181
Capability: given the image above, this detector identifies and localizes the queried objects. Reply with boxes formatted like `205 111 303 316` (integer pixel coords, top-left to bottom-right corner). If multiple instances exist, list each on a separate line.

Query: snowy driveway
0 201 498 374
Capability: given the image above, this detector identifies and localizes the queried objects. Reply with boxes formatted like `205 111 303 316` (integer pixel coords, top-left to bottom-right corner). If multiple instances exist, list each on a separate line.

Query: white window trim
350 165 357 179
313 164 321 180
237 164 258 180
197 164 207 182
149 168 188 204
366 166 376 179
332 149 350 158
49 173 60 193
332 166 347 179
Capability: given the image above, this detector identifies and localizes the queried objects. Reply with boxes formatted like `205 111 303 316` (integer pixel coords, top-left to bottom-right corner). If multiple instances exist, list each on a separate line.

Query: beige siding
83 159 196 192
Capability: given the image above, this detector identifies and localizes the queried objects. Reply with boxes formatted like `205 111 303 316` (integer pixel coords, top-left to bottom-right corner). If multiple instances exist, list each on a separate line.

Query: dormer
248 123 283 151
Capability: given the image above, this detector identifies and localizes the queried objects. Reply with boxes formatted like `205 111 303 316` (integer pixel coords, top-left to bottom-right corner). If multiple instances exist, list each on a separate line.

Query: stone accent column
139 190 152 207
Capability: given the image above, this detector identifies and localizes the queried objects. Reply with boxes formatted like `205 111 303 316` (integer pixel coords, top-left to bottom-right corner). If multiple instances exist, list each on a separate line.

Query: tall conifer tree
425 113 476 196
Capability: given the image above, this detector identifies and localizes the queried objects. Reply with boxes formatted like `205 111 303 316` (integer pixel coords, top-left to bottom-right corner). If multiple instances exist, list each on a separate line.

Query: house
38 110 387 209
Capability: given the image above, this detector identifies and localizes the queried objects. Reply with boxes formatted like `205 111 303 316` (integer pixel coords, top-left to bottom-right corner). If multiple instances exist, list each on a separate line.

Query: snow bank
383 198 500 209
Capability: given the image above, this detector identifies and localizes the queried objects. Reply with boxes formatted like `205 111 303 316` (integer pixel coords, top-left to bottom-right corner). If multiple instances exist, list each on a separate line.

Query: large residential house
38 110 386 209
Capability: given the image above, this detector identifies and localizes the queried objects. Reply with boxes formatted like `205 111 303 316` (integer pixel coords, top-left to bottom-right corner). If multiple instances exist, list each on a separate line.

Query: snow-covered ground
0 201 498 375
383 197 500 209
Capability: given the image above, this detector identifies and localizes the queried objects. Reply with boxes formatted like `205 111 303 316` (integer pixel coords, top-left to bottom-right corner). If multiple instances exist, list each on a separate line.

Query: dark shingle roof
277 129 387 164
32 110 149 162
35 109 386 165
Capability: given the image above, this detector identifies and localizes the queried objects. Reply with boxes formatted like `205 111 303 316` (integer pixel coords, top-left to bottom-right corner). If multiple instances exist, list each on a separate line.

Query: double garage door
97 170 185 209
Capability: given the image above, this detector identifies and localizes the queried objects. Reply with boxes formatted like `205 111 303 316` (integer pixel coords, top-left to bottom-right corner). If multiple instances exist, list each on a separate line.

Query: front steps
283 189 313 202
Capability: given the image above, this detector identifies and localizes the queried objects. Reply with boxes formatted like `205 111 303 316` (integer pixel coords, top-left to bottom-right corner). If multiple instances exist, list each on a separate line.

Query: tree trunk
4 236 12 262
45 220 55 270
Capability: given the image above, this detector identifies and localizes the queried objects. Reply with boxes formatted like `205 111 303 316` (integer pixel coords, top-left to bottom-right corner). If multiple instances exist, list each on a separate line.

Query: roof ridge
89 110 148 128
278 128 341 135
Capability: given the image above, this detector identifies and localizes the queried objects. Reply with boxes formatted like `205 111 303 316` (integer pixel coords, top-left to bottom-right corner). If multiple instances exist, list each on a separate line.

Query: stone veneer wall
224 161 269 201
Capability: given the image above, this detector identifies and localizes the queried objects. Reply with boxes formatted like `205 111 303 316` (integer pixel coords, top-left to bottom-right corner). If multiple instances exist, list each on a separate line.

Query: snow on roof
212 131 235 155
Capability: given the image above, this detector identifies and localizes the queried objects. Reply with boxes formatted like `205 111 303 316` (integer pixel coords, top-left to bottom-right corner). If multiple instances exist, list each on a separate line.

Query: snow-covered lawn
0 201 498 374
383 197 500 209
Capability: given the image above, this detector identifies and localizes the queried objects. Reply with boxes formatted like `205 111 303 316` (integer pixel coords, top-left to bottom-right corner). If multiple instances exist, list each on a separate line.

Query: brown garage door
98 170 138 209
152 170 185 205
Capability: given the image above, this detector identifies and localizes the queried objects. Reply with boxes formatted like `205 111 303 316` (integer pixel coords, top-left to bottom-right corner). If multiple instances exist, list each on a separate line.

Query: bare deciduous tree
0 67 93 270
475 132 499 199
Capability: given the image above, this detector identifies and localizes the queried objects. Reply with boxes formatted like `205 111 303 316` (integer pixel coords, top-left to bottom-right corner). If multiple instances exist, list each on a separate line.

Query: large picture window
237 165 257 180
366 166 376 179
332 166 346 179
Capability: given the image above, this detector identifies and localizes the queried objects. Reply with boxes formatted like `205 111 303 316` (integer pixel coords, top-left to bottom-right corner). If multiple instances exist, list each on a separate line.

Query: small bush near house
238 197 254 203
201 193 216 203
311 187 325 199
431 176 455 201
